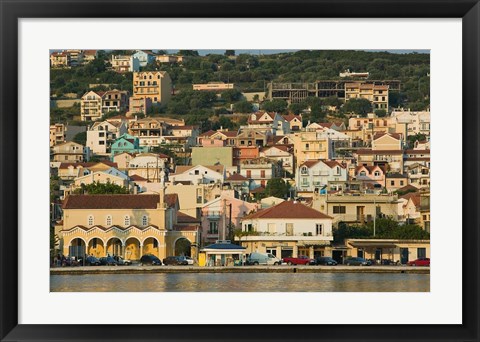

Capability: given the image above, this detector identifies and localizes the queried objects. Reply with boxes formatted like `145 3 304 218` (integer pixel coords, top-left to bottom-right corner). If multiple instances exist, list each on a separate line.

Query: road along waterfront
50 266 429 292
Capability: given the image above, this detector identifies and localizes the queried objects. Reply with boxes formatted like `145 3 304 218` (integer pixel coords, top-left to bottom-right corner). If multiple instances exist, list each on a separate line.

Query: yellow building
289 130 332 166
50 123 66 147
61 192 197 260
345 82 389 110
133 71 172 106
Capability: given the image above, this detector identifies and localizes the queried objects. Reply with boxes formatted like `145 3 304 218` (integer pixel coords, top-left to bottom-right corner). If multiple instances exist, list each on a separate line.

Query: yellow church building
60 191 198 260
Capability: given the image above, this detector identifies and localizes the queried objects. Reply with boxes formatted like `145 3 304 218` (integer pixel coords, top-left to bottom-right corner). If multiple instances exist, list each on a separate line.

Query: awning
348 242 397 248
297 241 330 247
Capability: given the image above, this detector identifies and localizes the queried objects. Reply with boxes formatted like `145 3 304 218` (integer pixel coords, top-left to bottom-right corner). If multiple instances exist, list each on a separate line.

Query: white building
127 153 167 182
86 120 128 155
236 200 333 258
259 146 294 174
170 165 225 185
391 109 431 137
296 160 348 192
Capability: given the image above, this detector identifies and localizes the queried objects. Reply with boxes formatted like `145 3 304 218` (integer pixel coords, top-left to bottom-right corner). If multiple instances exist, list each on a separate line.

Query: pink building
200 195 258 246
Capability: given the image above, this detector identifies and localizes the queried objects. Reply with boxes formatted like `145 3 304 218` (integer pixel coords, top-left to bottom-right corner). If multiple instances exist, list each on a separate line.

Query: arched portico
124 237 142 260
174 237 192 257
142 237 160 258
106 237 124 257
87 237 106 257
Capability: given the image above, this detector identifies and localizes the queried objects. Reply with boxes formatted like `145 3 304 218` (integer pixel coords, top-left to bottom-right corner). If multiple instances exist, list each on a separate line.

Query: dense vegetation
333 218 430 243
50 49 430 125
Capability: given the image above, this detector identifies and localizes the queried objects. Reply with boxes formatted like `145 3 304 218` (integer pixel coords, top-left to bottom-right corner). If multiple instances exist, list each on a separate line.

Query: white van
247 252 282 265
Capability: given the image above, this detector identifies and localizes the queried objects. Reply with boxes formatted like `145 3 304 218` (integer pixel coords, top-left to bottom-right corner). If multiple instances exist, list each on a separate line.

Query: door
400 248 409 265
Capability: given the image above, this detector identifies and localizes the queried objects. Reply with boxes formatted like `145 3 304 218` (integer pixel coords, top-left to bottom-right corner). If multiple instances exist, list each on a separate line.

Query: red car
406 258 430 266
282 255 314 265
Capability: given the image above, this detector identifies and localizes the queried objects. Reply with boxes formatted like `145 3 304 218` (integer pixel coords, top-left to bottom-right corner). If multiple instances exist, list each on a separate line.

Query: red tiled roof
130 174 147 181
200 130 216 137
249 186 265 194
164 193 178 208
63 194 160 209
177 211 200 223
243 200 332 220
226 173 248 181
405 149 430 154
221 131 238 138
373 132 401 140
283 114 302 122
400 193 421 207
300 160 321 168
397 184 419 193
173 224 199 231
322 160 345 169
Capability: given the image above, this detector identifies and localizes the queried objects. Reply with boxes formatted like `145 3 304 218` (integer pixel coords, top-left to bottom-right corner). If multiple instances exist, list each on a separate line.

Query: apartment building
110 54 140 73
132 71 172 106
50 123 66 147
345 82 389 110
86 119 128 155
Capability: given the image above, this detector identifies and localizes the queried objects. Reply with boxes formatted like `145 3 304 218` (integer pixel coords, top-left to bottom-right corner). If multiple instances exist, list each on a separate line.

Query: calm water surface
51 273 429 292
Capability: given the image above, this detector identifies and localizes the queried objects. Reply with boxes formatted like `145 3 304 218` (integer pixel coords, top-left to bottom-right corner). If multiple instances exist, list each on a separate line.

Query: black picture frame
1 1 479 341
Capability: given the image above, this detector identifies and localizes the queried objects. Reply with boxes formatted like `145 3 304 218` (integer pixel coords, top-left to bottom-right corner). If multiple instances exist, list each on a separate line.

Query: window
301 167 308 175
417 248 426 259
88 215 94 226
360 171 366 176
261 170 265 178
209 221 219 234
246 170 251 178
196 189 203 204
305 143 309 150
124 215 130 226
106 215 112 226
142 215 148 226
267 223 275 233
374 171 380 176
390 180 395 186
286 223 294 236
400 180 404 186
194 170 199 175
316 224 323 235
333 206 346 214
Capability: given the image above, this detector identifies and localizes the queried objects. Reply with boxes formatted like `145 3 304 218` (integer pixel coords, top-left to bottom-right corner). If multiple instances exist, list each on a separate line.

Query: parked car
85 256 101 266
180 256 194 265
314 256 338 266
113 256 132 266
99 256 118 266
163 256 188 266
343 257 372 266
140 254 162 266
246 252 282 265
406 258 430 266
282 255 314 265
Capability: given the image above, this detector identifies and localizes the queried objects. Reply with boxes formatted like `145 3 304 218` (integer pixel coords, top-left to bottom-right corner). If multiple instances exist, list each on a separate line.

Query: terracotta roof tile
177 211 200 223
63 194 160 209
243 200 332 220
226 173 248 181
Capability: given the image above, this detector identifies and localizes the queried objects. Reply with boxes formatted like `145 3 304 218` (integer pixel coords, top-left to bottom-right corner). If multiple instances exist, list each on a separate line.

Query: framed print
1 0 479 341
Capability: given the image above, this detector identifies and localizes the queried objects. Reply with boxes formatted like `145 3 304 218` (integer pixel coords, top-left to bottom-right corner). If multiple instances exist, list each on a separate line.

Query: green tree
221 89 243 103
233 100 253 113
288 102 307 114
73 181 129 194
264 178 289 199
262 99 288 113
374 109 387 117
178 50 199 57
225 50 235 56
341 98 372 116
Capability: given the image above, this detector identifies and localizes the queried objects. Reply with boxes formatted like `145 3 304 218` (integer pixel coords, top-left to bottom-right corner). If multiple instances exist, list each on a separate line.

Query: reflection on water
51 273 429 292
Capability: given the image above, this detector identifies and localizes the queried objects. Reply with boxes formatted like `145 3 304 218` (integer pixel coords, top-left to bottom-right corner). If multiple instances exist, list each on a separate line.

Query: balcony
205 211 221 219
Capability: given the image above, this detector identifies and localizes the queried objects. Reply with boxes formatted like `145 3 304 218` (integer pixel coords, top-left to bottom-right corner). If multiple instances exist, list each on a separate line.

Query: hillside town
50 49 430 269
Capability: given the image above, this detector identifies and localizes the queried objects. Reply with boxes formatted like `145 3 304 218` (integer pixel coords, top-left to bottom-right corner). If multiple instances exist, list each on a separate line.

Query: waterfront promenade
51 265 429 275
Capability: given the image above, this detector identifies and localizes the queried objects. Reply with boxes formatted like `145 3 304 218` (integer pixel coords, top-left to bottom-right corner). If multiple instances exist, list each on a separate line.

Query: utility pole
229 203 233 240
222 199 227 241
373 197 376 237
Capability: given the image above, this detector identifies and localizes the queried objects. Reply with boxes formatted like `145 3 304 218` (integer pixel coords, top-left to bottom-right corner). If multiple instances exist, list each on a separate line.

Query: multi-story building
126 153 167 181
132 50 156 67
233 146 260 167
345 82 389 110
132 71 172 106
128 96 152 115
128 117 166 147
236 200 333 258
289 130 332 166
193 82 234 91
64 50 84 66
81 91 103 121
82 50 97 64
101 89 129 114
391 109 431 137
60 192 197 260
110 54 140 73
51 141 86 162
191 146 233 167
201 195 258 246
239 157 281 188
260 145 294 174
86 119 128 155
156 55 186 64
50 123 66 147
296 160 348 193
50 52 70 68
